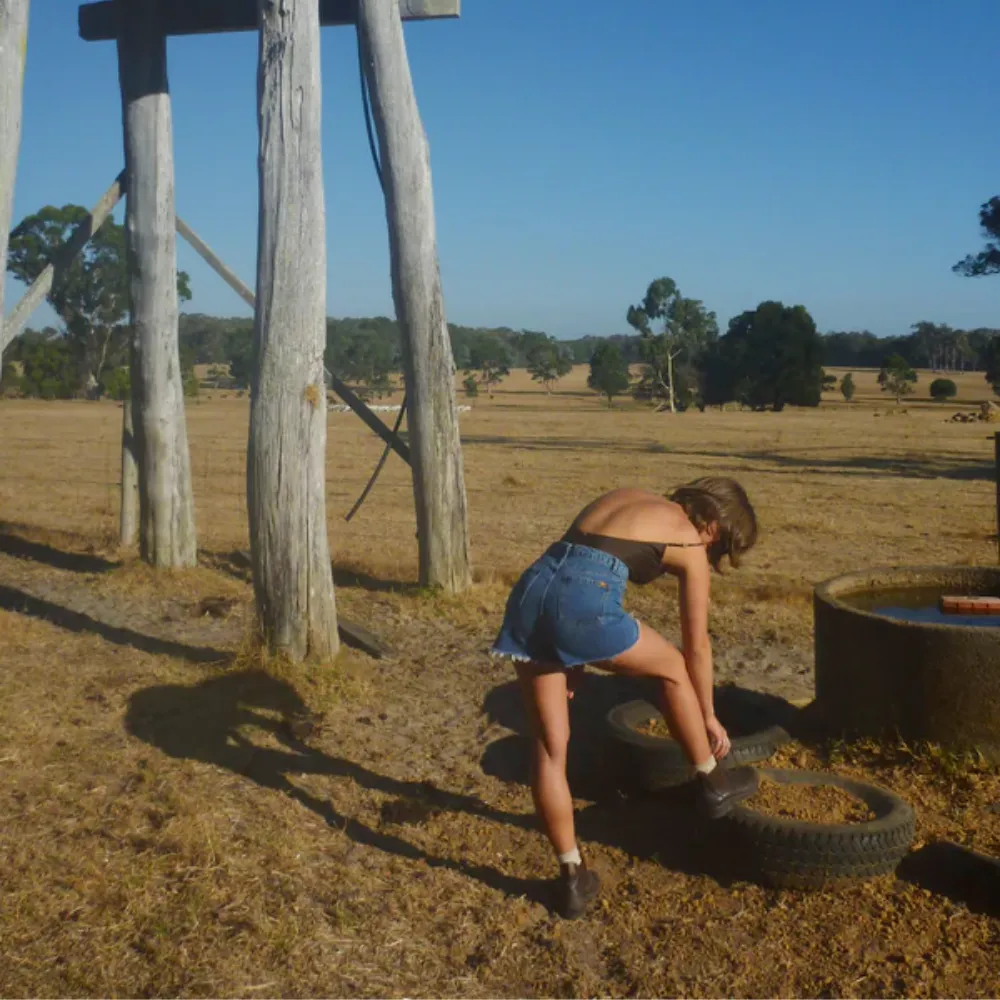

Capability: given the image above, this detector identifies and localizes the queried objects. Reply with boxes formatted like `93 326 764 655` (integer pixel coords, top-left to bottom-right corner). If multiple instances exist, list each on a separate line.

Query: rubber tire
721 767 916 889
605 699 790 791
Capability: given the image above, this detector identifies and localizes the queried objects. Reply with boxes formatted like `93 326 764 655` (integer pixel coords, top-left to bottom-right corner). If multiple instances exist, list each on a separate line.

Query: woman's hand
705 714 731 759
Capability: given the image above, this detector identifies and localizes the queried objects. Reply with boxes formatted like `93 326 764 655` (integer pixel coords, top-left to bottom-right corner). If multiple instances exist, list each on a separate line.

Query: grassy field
0 365 998 997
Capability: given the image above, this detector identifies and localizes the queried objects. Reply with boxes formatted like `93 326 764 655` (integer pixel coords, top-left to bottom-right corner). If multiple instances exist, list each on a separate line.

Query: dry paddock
0 365 998 997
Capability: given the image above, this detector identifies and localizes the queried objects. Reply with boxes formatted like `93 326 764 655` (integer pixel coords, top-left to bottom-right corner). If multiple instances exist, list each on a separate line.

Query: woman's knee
532 715 569 763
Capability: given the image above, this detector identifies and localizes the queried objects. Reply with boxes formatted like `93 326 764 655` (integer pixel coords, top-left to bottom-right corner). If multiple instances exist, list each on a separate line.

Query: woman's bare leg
606 621 713 766
515 660 601 918
515 662 576 854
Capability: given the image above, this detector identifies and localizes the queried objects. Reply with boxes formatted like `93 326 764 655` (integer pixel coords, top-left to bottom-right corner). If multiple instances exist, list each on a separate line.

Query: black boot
555 860 601 919
697 764 759 819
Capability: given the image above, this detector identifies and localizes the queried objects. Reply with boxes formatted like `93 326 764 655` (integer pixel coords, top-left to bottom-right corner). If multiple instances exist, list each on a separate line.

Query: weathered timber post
249 0 339 661
116 0 197 568
120 395 138 546
0 0 30 329
358 0 472 592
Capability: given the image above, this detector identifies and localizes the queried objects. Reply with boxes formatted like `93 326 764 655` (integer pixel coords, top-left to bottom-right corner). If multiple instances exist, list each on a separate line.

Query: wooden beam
175 216 255 310
2 172 125 357
358 0 471 593
79 0 459 41
0 1 30 343
249 0 339 661
118 1 198 568
173 214 410 466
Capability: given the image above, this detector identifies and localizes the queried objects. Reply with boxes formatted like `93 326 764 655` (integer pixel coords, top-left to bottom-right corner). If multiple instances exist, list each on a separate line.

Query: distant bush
100 366 130 401
17 338 77 399
929 378 957 401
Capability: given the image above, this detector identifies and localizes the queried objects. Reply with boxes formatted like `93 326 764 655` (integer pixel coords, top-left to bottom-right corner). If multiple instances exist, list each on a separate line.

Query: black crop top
561 526 703 585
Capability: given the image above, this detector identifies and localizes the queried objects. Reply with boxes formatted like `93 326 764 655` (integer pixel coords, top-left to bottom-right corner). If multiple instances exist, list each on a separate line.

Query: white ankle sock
558 847 582 866
694 757 718 775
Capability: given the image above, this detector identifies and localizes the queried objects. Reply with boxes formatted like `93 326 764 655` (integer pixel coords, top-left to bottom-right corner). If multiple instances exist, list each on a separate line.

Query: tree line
3 201 1000 405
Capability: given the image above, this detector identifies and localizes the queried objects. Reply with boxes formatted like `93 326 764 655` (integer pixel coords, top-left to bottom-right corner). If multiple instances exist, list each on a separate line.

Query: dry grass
0 366 999 997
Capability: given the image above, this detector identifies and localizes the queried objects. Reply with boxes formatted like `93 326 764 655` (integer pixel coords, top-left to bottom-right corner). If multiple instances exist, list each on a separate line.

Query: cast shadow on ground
124 670 552 909
0 584 229 664
206 548 420 597
0 525 118 574
896 842 1000 918
480 673 808 885
458 437 996 482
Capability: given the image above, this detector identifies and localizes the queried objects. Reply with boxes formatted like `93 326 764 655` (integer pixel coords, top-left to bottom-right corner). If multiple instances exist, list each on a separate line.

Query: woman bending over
490 477 760 919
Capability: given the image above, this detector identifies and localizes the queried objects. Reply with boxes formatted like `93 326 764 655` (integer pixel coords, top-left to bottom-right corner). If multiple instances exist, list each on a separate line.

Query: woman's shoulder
576 489 694 541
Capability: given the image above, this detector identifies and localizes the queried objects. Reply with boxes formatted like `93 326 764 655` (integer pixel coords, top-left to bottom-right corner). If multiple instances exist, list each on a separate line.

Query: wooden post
249 0 339 661
2 172 125 357
120 396 138 546
0 0 30 333
358 0 472 592
995 431 999 564
117 0 197 568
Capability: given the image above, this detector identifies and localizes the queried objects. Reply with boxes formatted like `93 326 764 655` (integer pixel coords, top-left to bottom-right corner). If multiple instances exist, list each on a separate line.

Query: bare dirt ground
1 366 999 997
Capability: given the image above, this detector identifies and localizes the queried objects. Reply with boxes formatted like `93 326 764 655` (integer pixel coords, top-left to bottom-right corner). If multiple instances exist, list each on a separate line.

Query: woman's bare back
569 488 701 548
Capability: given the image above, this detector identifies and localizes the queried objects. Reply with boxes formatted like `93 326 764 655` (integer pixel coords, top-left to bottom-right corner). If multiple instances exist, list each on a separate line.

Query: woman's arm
677 551 715 719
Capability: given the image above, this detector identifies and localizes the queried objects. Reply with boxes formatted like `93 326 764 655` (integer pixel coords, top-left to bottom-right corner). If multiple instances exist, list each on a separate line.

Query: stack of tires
605 699 915 889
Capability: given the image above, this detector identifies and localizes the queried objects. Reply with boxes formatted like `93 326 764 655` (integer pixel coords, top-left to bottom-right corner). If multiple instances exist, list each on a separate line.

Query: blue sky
5 0 1000 339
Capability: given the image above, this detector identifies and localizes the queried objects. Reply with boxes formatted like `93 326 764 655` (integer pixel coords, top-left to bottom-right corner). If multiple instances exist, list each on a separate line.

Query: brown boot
697 764 759 819
555 861 601 919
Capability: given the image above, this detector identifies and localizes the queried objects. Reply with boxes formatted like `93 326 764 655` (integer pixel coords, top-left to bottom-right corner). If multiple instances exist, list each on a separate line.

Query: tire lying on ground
721 767 916 889
605 699 790 791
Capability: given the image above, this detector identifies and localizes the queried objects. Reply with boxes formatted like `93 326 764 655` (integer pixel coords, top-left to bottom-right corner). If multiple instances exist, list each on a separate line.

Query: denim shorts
489 541 641 668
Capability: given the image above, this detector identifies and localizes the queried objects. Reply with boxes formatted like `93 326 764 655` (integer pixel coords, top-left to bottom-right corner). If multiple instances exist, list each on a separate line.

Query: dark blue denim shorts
489 541 641 668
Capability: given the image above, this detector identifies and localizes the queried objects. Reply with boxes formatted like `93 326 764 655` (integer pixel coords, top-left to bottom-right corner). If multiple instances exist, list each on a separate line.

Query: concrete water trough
813 566 1000 761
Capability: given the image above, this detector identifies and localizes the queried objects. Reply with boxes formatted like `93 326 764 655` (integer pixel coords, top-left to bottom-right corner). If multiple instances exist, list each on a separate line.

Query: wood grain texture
0 0 29 343
248 0 339 661
118 1 198 568
79 0 459 40
358 0 471 592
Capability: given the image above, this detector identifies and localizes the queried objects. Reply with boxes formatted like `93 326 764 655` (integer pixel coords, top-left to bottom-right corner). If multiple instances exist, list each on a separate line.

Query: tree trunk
248 0 338 661
0 0 29 332
117 0 197 568
666 348 677 413
358 0 472 593
120 397 138 546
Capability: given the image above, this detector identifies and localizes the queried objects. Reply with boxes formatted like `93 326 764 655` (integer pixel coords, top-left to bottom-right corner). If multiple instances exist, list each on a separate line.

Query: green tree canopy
587 342 631 407
983 338 1000 397
626 277 718 412
522 331 572 393
6 204 191 397
929 377 957 401
464 336 511 397
953 197 1000 277
877 354 918 403
840 372 856 403
701 301 824 411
